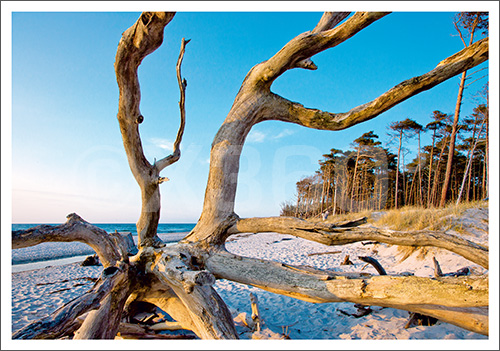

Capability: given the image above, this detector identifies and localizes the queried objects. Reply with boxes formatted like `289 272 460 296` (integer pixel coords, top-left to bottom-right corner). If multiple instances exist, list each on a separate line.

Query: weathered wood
114 12 186 248
205 250 488 335
249 293 261 332
154 37 189 171
12 213 123 268
229 217 488 269
341 255 353 265
73 263 132 339
150 247 239 339
13 263 128 339
358 256 387 275
433 256 444 277
12 12 491 340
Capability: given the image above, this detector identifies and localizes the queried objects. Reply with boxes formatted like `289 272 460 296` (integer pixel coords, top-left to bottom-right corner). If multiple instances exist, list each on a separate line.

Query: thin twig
307 250 342 256
155 37 190 171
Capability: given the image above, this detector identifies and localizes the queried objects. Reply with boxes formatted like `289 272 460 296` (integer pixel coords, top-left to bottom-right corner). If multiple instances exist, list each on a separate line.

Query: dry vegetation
373 200 487 231
323 200 488 262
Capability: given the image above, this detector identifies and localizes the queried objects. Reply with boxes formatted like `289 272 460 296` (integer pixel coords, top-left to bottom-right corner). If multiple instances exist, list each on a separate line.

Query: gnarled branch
312 12 351 33
115 12 176 181
205 250 488 335
13 262 129 339
229 216 488 269
149 246 239 339
251 12 389 86
263 37 489 130
12 213 124 268
73 263 132 339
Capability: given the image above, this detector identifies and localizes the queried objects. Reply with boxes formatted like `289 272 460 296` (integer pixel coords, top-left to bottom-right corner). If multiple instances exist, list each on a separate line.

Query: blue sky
3 2 498 224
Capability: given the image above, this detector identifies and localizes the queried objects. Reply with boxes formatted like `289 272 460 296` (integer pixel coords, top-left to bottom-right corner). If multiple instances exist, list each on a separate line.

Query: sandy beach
11 209 489 341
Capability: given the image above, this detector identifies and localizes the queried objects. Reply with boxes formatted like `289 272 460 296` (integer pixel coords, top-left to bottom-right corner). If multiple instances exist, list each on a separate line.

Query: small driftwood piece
433 256 444 277
358 256 387 275
433 257 471 277
341 255 353 265
249 293 261 332
149 321 185 331
307 250 342 257
338 304 373 318
404 312 438 329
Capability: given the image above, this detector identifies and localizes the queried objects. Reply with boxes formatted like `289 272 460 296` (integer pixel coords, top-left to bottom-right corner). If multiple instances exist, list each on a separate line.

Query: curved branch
312 12 351 33
251 12 389 86
114 12 175 182
264 37 489 130
229 217 488 269
12 213 124 268
205 251 488 335
155 37 190 172
13 263 129 339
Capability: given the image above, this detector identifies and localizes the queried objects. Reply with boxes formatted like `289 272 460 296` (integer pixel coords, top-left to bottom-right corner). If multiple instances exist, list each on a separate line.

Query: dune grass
374 200 487 231
321 201 488 262
310 200 487 231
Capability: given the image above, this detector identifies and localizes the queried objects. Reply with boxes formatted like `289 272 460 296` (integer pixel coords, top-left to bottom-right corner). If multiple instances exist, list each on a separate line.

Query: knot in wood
136 115 144 124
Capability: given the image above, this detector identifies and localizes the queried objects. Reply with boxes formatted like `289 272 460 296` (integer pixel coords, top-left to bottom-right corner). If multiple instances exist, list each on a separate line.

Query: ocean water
11 223 195 267
12 223 196 235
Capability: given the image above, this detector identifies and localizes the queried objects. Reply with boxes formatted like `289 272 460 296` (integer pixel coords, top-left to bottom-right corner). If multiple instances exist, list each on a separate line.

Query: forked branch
115 12 176 182
264 37 489 130
250 12 389 86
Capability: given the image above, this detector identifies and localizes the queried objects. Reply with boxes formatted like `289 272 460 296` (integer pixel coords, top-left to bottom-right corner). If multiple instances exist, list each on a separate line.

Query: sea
11 223 195 272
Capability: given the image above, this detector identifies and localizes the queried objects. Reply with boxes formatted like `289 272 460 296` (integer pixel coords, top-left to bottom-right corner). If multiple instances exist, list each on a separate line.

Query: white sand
10 209 489 340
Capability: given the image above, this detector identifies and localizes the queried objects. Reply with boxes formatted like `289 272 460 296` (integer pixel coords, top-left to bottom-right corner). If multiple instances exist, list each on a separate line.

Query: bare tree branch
13 263 129 339
312 12 351 33
262 37 488 130
73 263 132 339
115 12 176 182
12 213 124 268
206 251 488 335
249 12 389 86
229 217 488 269
155 37 190 171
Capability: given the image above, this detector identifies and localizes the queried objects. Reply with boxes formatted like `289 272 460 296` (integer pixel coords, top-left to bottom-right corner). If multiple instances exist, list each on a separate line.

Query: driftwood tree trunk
12 11 489 340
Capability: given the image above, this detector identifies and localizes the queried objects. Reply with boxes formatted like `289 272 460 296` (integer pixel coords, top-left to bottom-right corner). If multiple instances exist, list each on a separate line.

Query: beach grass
374 200 487 231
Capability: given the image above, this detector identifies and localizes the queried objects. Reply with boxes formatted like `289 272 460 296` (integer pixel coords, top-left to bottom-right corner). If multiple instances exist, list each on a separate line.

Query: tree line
281 12 488 219
281 98 489 218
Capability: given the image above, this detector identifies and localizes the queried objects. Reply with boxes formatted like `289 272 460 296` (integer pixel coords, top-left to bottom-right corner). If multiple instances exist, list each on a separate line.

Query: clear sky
3 2 498 224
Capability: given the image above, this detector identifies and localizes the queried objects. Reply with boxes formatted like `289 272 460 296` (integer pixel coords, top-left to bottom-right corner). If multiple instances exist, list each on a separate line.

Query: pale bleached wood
73 263 131 339
229 216 488 268
12 263 129 339
149 246 239 339
114 12 185 248
155 37 189 171
12 11 491 340
187 16 489 246
205 250 488 335
12 213 123 267
311 12 351 33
